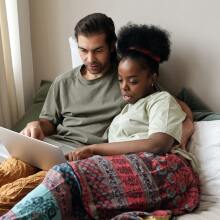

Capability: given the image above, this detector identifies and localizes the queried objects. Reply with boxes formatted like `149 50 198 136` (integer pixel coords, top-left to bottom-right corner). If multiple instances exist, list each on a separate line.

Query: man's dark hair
74 13 117 61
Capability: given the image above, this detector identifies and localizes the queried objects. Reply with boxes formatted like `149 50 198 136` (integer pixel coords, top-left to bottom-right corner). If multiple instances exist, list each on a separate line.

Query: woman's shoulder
129 92 176 110
153 91 171 97
148 91 174 101
146 91 177 107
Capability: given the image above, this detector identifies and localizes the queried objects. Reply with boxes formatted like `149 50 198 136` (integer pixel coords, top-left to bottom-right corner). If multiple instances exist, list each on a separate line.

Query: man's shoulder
54 65 82 84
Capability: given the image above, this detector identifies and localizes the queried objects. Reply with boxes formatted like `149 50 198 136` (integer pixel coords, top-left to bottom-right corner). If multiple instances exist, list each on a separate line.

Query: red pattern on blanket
70 152 200 219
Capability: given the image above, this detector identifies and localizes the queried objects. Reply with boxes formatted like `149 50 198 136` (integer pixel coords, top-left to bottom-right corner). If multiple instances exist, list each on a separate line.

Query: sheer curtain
0 0 19 128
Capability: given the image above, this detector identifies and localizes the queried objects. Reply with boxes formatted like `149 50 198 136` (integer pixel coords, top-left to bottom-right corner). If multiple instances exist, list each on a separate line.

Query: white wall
29 0 220 111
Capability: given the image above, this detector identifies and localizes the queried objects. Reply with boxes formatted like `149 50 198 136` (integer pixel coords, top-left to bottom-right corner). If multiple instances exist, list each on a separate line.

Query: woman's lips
122 95 132 102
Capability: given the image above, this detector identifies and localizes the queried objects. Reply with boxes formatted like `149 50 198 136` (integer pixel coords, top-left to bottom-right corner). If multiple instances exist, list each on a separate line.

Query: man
0 13 193 215
21 13 124 148
0 13 124 215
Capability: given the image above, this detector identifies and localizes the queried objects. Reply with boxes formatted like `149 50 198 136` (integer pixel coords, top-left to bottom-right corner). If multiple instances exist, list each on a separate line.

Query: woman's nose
121 81 129 91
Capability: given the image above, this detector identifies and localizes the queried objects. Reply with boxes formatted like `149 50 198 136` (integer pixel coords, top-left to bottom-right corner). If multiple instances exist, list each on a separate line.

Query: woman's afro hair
117 24 171 63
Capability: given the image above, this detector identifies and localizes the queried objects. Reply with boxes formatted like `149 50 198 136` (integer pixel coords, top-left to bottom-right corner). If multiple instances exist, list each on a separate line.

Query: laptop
0 127 73 170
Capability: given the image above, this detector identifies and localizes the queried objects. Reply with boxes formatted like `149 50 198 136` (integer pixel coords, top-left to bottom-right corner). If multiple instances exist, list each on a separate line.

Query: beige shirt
108 91 186 143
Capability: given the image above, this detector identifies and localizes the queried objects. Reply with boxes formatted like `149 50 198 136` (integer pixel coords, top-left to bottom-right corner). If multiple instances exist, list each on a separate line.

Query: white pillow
69 36 83 68
188 120 220 202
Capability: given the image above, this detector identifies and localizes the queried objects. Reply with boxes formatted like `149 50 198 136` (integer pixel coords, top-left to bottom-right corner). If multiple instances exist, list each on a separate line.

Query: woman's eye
129 80 138 84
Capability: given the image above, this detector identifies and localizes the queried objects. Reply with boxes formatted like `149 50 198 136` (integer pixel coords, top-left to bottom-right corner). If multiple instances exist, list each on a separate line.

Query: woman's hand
65 145 95 161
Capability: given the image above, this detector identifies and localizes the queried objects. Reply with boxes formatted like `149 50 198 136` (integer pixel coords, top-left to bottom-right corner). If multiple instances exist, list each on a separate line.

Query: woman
0 24 199 220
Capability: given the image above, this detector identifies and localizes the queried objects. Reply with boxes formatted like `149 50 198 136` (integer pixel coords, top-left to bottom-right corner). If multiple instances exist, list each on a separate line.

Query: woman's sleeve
148 92 186 143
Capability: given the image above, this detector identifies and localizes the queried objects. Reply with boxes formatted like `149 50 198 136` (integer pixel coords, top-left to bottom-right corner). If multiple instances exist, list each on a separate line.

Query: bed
1 83 220 219
178 119 220 219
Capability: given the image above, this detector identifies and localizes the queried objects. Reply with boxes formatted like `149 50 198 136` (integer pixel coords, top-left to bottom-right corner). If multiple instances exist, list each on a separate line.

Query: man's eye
95 49 103 53
80 49 87 53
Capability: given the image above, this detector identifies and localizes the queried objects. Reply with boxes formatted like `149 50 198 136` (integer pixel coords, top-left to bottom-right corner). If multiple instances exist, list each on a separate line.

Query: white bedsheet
177 200 220 219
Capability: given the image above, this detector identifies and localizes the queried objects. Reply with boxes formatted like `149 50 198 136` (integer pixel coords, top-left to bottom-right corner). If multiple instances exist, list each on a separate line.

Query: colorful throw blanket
0 152 200 220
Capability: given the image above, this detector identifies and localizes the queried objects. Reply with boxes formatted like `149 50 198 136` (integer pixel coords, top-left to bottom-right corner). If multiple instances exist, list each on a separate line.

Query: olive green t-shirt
40 64 125 147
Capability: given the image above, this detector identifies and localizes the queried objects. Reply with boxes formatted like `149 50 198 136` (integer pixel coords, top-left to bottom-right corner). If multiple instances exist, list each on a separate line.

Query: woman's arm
66 132 175 161
176 99 194 149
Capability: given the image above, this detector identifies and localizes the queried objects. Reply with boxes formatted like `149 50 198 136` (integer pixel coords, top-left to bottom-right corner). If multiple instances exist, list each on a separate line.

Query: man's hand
20 121 45 140
65 145 94 161
21 119 56 140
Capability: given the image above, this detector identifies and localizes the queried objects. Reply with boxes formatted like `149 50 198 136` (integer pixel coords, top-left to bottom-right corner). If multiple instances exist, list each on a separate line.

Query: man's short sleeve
39 79 62 126
148 92 186 143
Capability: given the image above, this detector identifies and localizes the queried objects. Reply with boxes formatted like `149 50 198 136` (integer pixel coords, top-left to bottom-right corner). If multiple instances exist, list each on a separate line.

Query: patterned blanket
0 152 200 220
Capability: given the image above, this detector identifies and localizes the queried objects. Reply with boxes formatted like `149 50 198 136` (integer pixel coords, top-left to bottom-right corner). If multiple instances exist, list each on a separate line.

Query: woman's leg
70 153 200 218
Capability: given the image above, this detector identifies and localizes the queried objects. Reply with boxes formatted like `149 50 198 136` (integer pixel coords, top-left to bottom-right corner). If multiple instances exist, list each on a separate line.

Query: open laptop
0 127 73 170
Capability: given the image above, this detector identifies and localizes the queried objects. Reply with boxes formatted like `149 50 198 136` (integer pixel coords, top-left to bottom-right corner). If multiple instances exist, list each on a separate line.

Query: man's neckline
80 64 111 81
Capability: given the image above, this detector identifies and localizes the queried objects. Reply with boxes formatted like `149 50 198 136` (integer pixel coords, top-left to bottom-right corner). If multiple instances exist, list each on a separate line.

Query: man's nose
87 52 95 63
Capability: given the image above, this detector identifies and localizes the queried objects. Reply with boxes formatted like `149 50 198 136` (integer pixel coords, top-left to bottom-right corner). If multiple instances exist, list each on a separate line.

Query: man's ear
110 42 116 52
152 73 158 83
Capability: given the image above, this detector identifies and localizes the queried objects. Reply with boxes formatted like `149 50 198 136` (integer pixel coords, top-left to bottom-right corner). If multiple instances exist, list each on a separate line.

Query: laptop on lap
0 127 72 170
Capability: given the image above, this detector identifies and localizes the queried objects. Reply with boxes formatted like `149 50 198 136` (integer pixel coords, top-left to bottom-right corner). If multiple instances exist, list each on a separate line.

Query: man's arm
20 119 56 140
176 99 194 149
